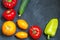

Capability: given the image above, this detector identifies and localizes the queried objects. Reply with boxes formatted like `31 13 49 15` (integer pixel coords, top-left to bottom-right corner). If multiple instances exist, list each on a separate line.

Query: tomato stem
8 0 12 2
33 30 37 34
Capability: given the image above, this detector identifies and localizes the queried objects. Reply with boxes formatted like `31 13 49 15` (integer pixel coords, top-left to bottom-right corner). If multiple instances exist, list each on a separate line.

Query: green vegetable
44 18 58 40
8 0 12 2
18 0 30 16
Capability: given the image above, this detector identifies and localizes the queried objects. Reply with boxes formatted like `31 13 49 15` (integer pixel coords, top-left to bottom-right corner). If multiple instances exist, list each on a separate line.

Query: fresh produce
15 31 28 39
2 21 16 36
18 0 30 16
2 0 17 9
17 19 28 30
44 18 58 40
29 25 42 40
2 9 16 21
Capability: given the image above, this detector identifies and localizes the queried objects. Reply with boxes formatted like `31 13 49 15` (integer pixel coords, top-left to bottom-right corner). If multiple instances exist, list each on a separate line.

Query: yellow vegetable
17 19 28 30
44 18 58 40
15 31 28 39
2 21 16 36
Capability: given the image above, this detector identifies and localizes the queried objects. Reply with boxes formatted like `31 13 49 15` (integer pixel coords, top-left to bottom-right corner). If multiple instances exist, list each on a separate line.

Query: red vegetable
29 25 42 40
2 0 17 9
2 9 16 20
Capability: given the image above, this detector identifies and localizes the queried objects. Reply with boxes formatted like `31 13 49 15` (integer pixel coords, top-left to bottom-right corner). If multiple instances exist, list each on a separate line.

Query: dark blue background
0 0 60 40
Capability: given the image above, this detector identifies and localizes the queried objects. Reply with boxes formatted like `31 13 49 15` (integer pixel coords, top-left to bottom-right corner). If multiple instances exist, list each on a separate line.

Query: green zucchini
18 0 30 16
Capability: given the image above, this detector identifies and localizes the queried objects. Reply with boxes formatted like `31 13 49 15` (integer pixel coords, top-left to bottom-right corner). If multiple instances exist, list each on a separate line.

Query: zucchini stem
18 14 21 17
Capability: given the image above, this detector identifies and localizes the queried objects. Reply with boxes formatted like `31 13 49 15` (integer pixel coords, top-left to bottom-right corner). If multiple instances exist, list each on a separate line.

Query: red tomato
2 0 17 9
29 25 42 40
2 9 16 21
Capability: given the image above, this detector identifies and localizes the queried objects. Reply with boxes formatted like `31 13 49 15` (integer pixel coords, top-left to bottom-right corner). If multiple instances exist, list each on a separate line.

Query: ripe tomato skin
2 9 16 21
29 25 42 39
3 0 17 9
2 21 16 36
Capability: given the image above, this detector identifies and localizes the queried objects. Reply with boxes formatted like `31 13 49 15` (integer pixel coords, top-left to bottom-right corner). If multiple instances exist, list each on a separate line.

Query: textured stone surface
0 0 60 40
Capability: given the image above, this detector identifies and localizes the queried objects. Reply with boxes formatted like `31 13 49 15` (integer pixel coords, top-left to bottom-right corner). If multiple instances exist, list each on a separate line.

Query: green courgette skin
19 0 30 16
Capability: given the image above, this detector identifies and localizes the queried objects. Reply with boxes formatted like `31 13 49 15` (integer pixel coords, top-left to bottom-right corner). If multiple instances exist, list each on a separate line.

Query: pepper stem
47 35 50 40
8 0 12 2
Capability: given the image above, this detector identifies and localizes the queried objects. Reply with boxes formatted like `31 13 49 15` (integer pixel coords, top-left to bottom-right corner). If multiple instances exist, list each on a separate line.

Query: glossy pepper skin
2 9 16 21
44 18 58 40
18 0 30 16
2 0 17 9
29 25 42 40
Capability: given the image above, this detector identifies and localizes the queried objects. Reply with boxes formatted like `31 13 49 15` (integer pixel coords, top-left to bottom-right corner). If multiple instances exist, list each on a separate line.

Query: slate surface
0 0 60 40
